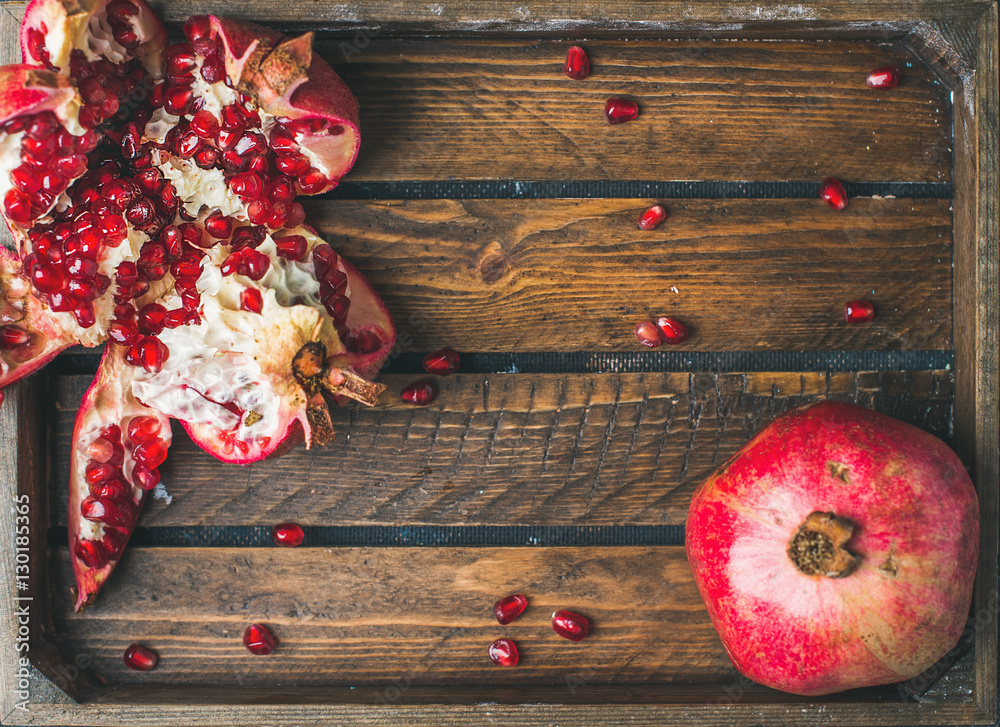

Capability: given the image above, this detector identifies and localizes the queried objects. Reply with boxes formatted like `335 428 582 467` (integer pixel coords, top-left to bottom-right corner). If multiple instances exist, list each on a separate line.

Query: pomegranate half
686 400 978 696
1 0 394 611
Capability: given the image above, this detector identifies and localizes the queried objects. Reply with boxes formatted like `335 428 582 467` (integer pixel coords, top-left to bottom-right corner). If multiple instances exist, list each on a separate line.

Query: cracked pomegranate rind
0 2 395 611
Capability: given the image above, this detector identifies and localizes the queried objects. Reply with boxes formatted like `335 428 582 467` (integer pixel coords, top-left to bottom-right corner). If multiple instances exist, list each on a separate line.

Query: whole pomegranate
0 0 395 610
686 400 978 696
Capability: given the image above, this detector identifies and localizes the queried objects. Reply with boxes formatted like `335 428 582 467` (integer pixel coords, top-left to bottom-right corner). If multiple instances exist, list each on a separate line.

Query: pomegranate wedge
0 2 395 610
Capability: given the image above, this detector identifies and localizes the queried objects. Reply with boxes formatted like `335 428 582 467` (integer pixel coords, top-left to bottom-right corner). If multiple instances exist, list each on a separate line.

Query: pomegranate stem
787 511 859 578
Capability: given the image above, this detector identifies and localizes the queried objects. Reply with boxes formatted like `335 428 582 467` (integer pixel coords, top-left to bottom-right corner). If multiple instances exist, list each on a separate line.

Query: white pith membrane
34 1 158 72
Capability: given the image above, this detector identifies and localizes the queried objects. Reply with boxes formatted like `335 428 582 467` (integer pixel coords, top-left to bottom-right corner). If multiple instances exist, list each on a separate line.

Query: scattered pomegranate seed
634 321 662 348
552 610 590 641
271 522 305 547
400 380 437 406
422 348 460 376
604 98 638 125
243 623 276 655
654 316 688 345
493 594 528 624
564 46 590 80
638 205 667 230
866 65 900 89
819 177 849 210
123 643 158 671
488 638 520 666
844 300 875 324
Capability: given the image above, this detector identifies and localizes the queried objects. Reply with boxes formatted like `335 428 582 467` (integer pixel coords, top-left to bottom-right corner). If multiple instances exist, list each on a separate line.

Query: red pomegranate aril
240 287 264 314
31 262 65 294
220 104 246 133
66 255 99 279
844 299 875 324
55 153 88 179
275 235 308 261
493 594 528 624
638 205 667 230
123 643 158 672
163 85 193 115
564 46 590 80
634 321 663 348
103 424 123 445
133 438 169 468
86 462 118 485
76 539 108 569
276 153 310 176
4 189 34 224
286 202 306 228
189 109 220 139
73 301 96 328
128 336 169 374
866 65 900 89
109 318 140 346
200 52 225 82
163 308 188 329
81 495 116 524
138 303 167 335
423 348 460 376
126 198 156 228
243 623 276 655
247 198 273 226
819 177 849 210
244 249 271 280
312 244 338 278
0 325 31 349
87 436 115 463
347 330 382 354
175 130 204 158
271 522 305 547
10 166 42 195
106 0 139 20
401 380 437 406
166 43 198 76
605 98 639 124
269 126 299 153
488 638 520 667
183 14 211 42
552 610 590 641
78 77 107 105
132 462 161 490
269 176 297 204
135 168 164 195
298 168 328 194
655 316 688 345
229 171 264 199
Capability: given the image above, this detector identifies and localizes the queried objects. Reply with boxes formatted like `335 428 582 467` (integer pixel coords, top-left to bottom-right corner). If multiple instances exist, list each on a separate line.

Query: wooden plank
50 371 952 528
300 198 953 352
51 546 731 685
327 39 952 183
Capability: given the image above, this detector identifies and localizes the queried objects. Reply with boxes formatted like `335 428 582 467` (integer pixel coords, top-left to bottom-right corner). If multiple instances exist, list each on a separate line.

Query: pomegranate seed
312 244 338 278
102 529 126 559
243 623 276 655
654 316 688 345
106 0 138 21
844 300 875 324
423 348 460 376
247 198 273 226
274 234 307 260
73 301 96 328
231 225 266 249
163 308 189 328
109 318 140 345
552 610 590 641
138 303 167 335
401 380 437 406
163 86 193 115
11 166 42 194
564 46 590 80
123 643 157 672
493 594 528 624
194 146 219 169
132 439 168 469
175 130 204 158
205 210 233 239
276 153 310 176
135 336 169 374
488 638 520 667
605 98 638 124
183 15 211 42
220 105 246 133
229 171 264 199
86 462 117 485
31 262 65 293
4 189 34 224
166 43 198 77
0 325 30 349
634 321 662 348
132 462 161 490
190 109 220 138
76 538 108 569
127 415 161 445
286 202 306 228
866 65 900 89
269 126 299 153
241 287 264 313
243 249 270 280
347 330 382 354
269 176 297 203
298 168 328 194
638 205 667 230
271 523 305 547
819 177 849 210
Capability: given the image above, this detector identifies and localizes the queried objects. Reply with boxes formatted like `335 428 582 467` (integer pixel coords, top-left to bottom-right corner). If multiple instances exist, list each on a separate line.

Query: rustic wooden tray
1 1 997 725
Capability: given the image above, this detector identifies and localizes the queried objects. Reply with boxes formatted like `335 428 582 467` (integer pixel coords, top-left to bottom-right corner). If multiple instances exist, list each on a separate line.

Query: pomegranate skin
686 400 978 696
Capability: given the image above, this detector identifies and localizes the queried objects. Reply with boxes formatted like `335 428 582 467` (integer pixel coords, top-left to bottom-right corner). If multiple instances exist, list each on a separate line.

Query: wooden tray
1 1 997 724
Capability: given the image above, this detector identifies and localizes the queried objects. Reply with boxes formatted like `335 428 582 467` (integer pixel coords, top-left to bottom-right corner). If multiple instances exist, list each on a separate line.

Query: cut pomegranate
401 380 437 406
819 177 849 210
654 316 688 345
243 623 276 655
493 594 528 624
866 65 900 89
563 46 590 80
604 98 638 125
1 4 394 612
488 638 520 666
123 643 158 671
843 300 875 324
552 610 590 641
634 321 662 348
422 348 460 376
271 522 305 547
638 205 667 230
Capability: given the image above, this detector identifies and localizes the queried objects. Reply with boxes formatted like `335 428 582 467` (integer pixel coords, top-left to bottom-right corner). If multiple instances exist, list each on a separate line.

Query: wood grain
49 371 952 528
51 546 731 685
301 198 953 352
326 40 952 184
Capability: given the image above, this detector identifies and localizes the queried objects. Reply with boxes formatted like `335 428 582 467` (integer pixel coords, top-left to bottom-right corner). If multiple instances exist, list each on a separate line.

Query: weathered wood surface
301 198 953 352
327 40 951 183
50 371 952 528
52 546 729 685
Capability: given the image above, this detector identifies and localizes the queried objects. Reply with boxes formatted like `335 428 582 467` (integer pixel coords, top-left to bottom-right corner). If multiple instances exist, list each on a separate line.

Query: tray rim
0 0 996 724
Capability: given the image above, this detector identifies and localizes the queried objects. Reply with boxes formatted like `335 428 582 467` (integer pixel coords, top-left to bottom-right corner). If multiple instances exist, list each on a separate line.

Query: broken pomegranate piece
1 2 395 611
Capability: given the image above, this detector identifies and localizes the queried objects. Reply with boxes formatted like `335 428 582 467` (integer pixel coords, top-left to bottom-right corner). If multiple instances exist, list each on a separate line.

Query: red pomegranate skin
686 400 978 696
